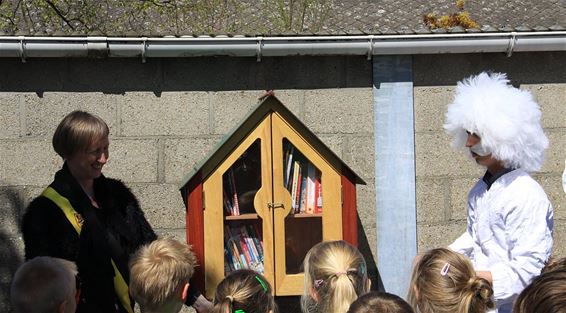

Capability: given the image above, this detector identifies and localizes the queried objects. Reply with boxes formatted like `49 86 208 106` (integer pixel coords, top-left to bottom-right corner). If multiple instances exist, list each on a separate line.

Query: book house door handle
268 202 284 209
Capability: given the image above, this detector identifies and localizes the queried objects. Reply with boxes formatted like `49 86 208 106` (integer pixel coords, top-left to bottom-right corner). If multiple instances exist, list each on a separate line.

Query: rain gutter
0 32 564 62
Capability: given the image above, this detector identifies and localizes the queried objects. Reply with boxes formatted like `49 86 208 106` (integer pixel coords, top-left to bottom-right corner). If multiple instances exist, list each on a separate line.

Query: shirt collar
482 167 515 190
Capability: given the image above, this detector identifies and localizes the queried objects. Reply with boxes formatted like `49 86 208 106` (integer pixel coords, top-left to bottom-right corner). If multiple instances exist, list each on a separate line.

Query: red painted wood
341 169 358 246
185 171 205 292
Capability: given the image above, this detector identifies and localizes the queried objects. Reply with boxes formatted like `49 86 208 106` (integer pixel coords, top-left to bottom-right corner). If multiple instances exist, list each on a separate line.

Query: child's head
211 269 276 313
347 291 414 313
407 248 494 313
301 240 369 313
513 268 566 313
129 237 197 313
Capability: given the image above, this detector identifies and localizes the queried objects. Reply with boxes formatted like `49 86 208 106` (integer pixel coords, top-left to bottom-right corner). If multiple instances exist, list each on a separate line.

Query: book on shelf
299 163 308 213
306 163 316 214
285 145 294 189
291 160 300 212
229 169 240 215
224 223 264 274
315 170 323 213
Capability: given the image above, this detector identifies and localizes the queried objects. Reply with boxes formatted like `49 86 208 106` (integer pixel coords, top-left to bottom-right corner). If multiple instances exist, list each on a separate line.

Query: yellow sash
42 187 134 313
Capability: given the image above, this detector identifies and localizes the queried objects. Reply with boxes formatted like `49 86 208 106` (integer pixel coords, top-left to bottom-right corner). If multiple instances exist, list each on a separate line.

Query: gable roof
179 94 366 190
1 0 564 36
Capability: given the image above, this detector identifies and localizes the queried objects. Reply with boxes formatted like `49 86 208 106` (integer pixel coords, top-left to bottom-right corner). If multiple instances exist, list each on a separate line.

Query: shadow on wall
413 52 566 86
0 187 24 313
0 56 372 93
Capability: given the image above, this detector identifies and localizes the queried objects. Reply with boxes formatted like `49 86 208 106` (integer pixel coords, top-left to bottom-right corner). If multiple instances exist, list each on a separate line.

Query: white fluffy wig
444 72 548 172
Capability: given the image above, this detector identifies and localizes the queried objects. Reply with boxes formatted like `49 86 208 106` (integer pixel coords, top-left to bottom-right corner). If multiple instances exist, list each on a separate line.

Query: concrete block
271 90 304 119
316 134 343 159
552 220 566 259
0 93 22 139
523 84 566 129
24 93 78 138
154 228 187 243
304 88 373 134
163 137 221 184
104 139 158 183
413 87 454 132
0 234 24 313
344 135 375 182
539 130 566 173
120 92 209 136
416 178 447 223
532 174 566 220
211 91 264 135
129 183 186 230
449 177 481 221
415 132 484 177
417 222 467 252
357 182 377 259
0 140 62 186
0 187 26 235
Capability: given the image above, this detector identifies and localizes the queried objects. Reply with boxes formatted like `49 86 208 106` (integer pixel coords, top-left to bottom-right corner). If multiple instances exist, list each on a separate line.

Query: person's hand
192 294 213 313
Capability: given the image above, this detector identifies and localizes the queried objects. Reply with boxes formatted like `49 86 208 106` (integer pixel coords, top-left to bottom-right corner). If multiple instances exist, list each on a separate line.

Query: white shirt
449 169 554 313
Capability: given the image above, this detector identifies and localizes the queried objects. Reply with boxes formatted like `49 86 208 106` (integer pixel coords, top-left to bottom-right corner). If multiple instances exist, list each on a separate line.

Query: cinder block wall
413 52 566 259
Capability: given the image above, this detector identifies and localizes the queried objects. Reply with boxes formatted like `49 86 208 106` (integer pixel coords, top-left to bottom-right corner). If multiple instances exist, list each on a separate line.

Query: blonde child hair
129 237 197 313
347 291 414 313
301 240 369 313
211 269 276 313
407 248 494 313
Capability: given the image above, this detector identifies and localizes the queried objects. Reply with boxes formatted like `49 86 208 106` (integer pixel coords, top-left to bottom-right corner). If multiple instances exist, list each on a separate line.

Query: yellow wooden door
202 115 274 298
271 112 343 296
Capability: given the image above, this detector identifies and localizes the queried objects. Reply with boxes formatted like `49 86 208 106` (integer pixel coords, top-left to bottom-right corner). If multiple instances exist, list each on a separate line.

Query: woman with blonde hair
407 248 494 313
211 269 276 313
301 240 370 313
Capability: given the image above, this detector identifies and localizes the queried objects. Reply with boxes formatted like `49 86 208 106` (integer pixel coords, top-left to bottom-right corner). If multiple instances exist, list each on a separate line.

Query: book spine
299 164 307 213
285 146 294 190
248 224 264 262
229 169 239 215
291 160 300 212
315 170 323 213
306 163 316 214
238 232 253 268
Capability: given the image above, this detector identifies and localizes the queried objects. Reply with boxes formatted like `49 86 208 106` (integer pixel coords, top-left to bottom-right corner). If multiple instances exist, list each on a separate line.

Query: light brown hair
52 110 109 158
347 291 414 313
301 240 369 313
407 248 494 313
513 267 566 313
11 256 78 313
129 237 197 312
211 269 276 313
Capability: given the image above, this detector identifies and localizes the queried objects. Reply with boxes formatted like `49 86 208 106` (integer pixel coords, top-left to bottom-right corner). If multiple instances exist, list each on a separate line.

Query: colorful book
306 163 316 214
285 146 294 189
299 163 308 213
229 169 239 215
315 171 323 213
291 160 300 212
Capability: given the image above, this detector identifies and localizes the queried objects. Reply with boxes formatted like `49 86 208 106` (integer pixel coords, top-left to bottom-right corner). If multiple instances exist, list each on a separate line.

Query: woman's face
66 136 109 183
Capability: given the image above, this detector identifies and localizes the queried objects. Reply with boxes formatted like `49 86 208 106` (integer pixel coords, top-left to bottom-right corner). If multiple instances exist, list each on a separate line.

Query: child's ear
181 283 190 301
308 286 319 302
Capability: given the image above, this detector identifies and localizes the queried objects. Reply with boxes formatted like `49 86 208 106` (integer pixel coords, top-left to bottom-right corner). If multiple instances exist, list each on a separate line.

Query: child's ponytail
301 240 369 313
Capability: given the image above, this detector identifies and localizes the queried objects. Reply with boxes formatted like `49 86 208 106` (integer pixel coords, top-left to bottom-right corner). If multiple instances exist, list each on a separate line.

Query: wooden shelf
225 213 259 220
291 213 323 218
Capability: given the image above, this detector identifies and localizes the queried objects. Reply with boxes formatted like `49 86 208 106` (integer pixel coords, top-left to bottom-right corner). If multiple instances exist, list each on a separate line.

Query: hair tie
440 263 451 276
335 271 347 276
226 295 234 303
314 279 324 288
255 275 268 293
234 310 246 313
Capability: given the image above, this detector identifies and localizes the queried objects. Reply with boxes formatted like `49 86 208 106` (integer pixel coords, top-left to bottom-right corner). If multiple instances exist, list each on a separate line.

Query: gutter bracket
506 32 517 57
367 35 374 60
141 37 147 63
19 36 26 63
256 37 263 62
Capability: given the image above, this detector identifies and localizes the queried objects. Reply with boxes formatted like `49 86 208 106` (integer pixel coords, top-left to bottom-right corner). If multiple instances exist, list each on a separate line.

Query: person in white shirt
443 72 554 313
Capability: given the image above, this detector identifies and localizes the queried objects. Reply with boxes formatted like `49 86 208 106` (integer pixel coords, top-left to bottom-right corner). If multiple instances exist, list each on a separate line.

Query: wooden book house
179 94 365 297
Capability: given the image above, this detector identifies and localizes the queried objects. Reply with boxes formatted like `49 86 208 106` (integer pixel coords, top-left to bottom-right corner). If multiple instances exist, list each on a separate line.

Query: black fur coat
22 164 157 313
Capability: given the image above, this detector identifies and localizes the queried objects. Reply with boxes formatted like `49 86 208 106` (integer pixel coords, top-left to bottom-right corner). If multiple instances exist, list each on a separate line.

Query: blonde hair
211 269 276 313
514 261 566 313
301 240 369 313
347 291 414 313
129 237 197 312
407 248 494 313
11 256 78 313
53 110 109 158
